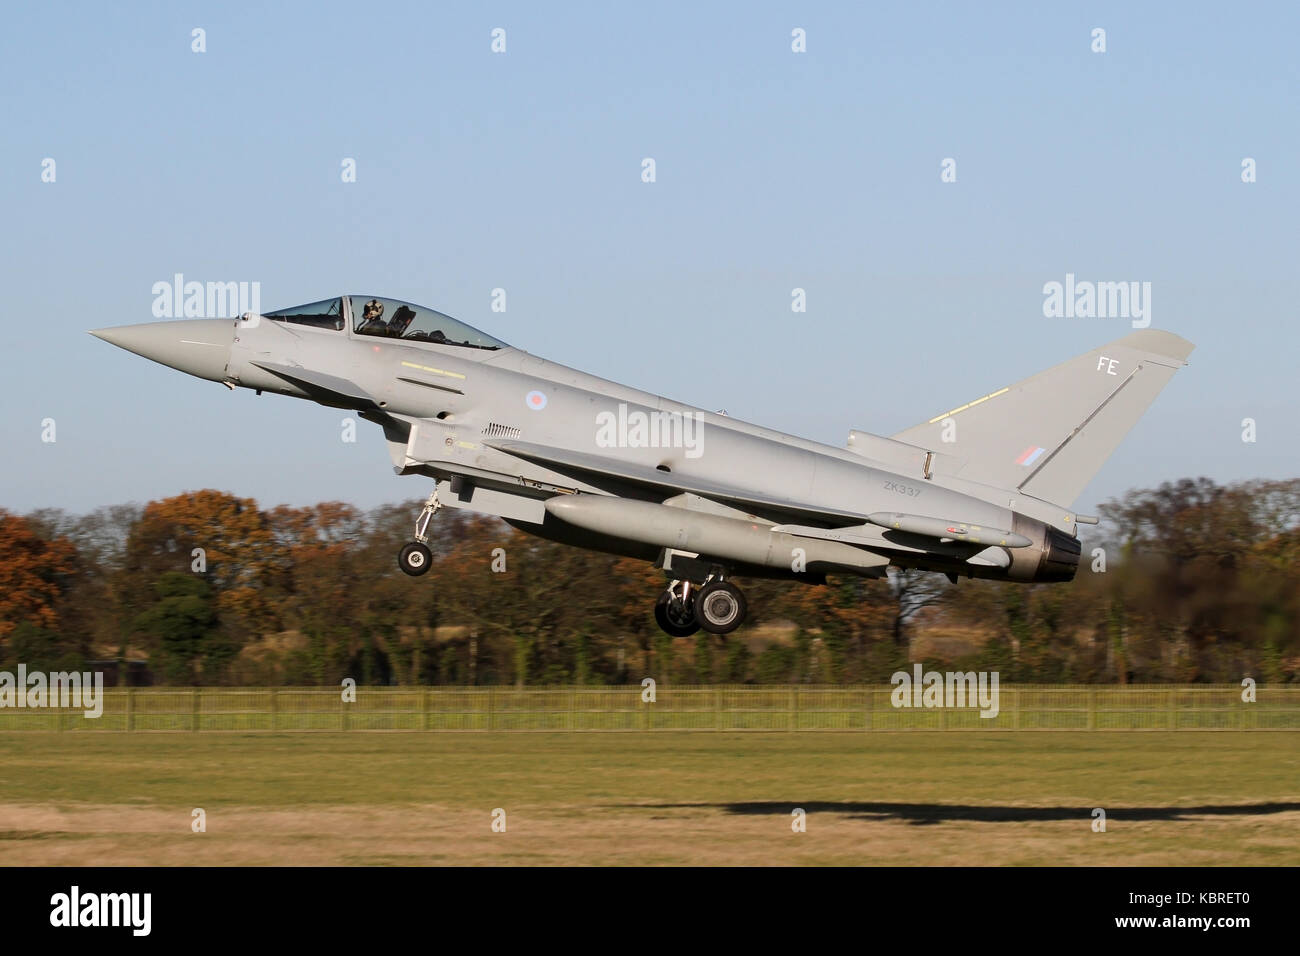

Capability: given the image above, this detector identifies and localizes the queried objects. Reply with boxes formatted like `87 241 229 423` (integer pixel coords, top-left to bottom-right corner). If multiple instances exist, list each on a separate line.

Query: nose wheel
398 541 432 576
397 487 441 577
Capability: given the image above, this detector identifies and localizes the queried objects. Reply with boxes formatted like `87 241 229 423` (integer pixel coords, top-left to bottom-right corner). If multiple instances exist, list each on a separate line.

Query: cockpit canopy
264 297 345 330
264 296 506 350
350 296 505 349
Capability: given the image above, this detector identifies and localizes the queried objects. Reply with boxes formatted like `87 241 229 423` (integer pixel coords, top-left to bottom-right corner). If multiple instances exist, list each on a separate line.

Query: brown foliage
123 489 279 630
0 510 76 638
15 476 1300 684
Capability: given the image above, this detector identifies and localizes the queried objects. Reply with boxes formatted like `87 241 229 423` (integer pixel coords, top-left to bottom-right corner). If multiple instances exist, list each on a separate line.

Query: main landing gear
398 488 441 577
655 581 700 636
653 576 748 637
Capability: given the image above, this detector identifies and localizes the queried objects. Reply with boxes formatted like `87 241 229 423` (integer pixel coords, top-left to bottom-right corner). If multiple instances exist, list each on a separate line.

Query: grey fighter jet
91 296 1194 636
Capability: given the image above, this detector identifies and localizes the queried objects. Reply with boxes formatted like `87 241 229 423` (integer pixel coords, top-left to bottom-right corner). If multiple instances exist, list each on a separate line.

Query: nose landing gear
397 488 441 577
398 541 432 576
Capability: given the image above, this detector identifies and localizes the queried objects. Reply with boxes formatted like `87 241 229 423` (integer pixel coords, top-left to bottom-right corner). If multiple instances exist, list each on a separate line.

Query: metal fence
0 685 1296 732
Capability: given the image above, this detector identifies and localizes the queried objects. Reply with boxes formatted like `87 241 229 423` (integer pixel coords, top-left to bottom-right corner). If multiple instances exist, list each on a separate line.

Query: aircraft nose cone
89 318 236 383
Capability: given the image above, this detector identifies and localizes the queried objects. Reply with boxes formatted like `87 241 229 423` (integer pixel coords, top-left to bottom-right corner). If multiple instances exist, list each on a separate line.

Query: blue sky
2 1 1296 515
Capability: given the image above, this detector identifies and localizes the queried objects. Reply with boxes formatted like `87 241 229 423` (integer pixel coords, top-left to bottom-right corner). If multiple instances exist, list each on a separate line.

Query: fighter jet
90 296 1194 636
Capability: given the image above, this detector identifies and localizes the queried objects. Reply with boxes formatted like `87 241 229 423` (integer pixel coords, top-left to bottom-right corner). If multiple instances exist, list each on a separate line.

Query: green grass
0 731 1295 865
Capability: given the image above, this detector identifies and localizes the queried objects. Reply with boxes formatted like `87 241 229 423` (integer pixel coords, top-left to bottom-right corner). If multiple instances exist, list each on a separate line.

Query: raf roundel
525 390 548 411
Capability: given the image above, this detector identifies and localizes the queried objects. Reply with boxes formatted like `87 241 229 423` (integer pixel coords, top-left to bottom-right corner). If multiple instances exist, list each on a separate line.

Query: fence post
1013 688 1020 730
1087 688 1097 730
422 687 430 731
715 688 722 732
487 688 494 732
1168 688 1176 730
341 690 349 732
865 686 873 731
126 687 135 733
192 688 200 732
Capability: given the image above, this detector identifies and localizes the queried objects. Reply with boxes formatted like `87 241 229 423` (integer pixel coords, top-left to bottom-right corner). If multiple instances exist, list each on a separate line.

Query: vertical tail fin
891 330 1195 508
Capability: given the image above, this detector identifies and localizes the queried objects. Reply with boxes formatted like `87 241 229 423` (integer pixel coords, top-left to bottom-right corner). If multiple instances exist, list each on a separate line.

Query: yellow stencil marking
400 361 466 380
928 386 1010 424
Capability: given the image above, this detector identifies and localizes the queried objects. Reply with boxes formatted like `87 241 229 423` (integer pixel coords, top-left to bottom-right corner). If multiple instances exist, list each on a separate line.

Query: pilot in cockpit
359 299 385 333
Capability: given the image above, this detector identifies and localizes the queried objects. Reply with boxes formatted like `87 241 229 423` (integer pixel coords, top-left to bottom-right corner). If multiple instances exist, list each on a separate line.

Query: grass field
1 732 1296 865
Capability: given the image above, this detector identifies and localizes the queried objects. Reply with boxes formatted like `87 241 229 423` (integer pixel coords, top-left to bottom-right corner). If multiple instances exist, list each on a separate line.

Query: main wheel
695 580 747 635
654 591 699 637
398 541 432 576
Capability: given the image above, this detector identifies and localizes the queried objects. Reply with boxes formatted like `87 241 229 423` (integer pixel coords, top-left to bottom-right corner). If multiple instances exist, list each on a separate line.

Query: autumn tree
122 490 280 637
8 476 1297 685
0 510 76 641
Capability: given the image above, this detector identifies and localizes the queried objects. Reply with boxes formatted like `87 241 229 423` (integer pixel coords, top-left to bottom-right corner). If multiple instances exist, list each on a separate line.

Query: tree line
2 477 1296 685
